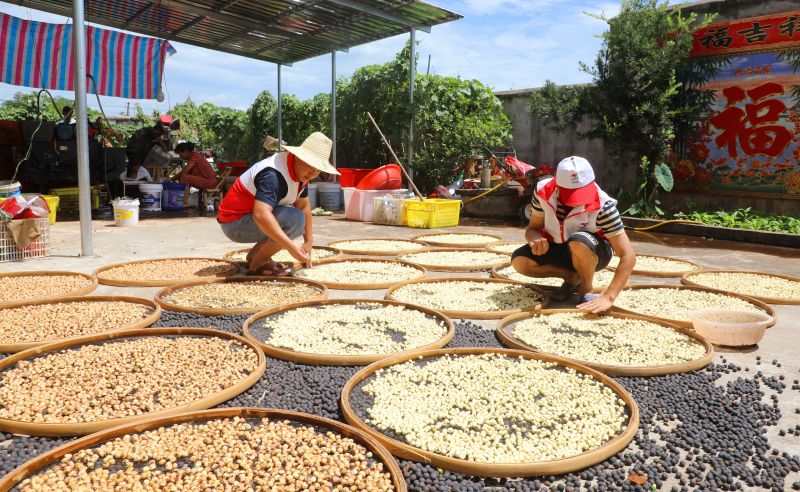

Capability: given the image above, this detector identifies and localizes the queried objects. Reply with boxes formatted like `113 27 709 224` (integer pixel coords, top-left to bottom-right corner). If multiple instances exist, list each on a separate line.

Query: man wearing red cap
511 156 636 312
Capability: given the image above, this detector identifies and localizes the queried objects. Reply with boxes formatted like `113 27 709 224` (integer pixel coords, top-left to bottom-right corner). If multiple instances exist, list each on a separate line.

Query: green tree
0 91 100 121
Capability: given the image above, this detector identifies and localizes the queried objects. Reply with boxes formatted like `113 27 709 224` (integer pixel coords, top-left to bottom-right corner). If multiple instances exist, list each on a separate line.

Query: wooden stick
367 112 425 200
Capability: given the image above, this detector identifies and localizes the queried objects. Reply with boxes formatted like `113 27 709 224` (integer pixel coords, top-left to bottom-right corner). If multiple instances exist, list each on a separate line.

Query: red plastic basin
356 164 402 190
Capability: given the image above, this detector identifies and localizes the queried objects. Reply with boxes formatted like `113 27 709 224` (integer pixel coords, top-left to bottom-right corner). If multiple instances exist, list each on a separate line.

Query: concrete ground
2 213 799 462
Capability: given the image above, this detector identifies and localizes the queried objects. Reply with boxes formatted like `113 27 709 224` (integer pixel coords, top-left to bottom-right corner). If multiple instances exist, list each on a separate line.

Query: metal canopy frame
12 0 461 256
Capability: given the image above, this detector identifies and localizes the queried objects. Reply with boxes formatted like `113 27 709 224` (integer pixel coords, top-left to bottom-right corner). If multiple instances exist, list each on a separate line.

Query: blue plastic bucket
162 181 185 211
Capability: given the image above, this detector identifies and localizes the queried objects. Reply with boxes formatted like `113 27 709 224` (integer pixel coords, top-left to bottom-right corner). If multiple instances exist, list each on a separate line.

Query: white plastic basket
0 218 50 262
372 195 407 226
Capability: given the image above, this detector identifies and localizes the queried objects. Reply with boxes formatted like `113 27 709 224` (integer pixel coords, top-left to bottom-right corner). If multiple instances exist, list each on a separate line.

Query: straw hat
284 132 339 175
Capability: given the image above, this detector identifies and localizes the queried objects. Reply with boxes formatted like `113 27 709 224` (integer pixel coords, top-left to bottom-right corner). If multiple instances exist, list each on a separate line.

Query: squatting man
511 156 636 312
217 132 338 275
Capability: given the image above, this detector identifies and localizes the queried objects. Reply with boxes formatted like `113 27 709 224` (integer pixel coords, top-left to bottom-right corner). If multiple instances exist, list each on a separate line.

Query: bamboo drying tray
155 276 328 315
385 277 548 320
243 299 455 365
0 296 161 353
0 328 266 436
490 262 626 293
496 309 714 377
341 347 639 477
607 254 702 278
94 257 239 287
328 238 428 256
412 232 503 248
223 245 342 267
681 269 800 305
484 241 526 255
611 284 776 330
397 248 510 272
293 257 427 290
0 271 97 307
0 407 407 492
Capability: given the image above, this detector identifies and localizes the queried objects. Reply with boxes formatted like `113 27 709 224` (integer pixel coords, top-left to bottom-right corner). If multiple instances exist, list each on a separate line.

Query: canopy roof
8 0 461 65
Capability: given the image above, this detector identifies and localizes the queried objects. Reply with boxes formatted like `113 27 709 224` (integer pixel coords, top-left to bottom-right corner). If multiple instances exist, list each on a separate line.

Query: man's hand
529 238 550 256
577 294 613 313
302 240 314 267
289 242 311 268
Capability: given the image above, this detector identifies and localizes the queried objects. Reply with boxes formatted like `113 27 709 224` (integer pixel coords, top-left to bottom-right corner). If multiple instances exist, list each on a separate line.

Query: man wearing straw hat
218 132 339 275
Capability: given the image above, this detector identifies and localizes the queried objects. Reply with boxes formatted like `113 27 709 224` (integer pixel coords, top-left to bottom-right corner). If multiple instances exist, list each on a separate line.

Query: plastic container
217 161 249 177
0 180 21 198
405 198 461 228
689 309 772 346
338 168 373 188
112 198 139 227
139 183 163 212
161 181 185 211
318 182 341 211
356 164 402 190
307 183 319 209
49 186 101 212
344 188 406 222
373 195 408 226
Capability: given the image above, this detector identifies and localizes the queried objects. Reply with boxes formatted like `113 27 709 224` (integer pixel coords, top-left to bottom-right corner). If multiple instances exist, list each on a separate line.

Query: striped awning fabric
0 12 175 100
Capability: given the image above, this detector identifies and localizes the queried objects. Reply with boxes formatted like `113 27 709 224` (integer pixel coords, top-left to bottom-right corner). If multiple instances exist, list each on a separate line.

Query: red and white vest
535 177 616 244
218 153 306 223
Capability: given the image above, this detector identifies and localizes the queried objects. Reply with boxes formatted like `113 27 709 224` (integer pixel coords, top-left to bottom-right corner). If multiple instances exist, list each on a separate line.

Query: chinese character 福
699 27 734 49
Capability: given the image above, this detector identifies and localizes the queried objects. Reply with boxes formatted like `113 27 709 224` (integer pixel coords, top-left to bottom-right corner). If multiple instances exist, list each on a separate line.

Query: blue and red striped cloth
0 13 176 100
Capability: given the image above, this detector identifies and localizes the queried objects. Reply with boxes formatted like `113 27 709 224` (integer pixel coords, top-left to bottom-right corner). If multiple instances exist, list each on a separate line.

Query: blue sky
0 0 625 115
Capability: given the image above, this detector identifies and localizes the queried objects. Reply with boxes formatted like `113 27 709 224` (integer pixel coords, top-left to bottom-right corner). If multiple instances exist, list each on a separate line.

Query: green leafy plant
674 208 800 234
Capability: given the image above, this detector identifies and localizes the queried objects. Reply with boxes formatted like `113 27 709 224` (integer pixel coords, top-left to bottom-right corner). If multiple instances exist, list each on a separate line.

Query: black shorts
511 230 614 272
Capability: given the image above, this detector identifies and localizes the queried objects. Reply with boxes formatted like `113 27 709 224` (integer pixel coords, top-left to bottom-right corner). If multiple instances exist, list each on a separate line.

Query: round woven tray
0 328 266 436
484 241 526 255
94 257 239 287
611 284 777 330
681 269 800 305
0 407 407 492
490 262 625 293
328 238 428 256
293 257 427 290
341 347 639 477
607 254 702 278
396 248 510 272
223 246 342 268
243 299 455 365
0 271 97 307
155 276 328 315
0 296 162 353
496 309 714 377
411 232 503 248
385 277 548 319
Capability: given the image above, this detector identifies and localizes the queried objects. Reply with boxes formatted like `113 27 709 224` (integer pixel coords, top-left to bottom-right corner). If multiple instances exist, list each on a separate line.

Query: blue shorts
219 206 305 243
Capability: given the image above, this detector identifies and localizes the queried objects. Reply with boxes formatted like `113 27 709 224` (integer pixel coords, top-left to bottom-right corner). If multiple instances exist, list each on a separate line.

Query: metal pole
73 0 93 256
408 27 415 181
331 51 337 168
277 63 282 151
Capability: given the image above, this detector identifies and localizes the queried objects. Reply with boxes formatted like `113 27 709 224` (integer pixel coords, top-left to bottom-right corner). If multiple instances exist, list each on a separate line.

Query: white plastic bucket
113 198 139 226
318 182 341 211
0 180 21 198
307 183 319 209
139 183 163 211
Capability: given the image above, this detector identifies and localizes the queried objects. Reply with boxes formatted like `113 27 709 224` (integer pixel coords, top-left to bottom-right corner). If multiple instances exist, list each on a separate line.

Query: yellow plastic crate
42 195 59 224
405 198 461 228
49 186 100 211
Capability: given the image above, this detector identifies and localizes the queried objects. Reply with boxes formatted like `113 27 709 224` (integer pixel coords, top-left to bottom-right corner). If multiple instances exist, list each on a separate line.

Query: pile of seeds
608 255 699 274
486 241 526 254
329 239 425 254
295 260 423 286
249 303 448 356
352 353 628 463
506 312 708 367
415 233 500 246
97 259 236 283
161 281 323 310
0 336 259 423
390 280 543 313
0 300 154 345
0 274 93 304
17 416 394 492
227 247 338 264
494 264 617 290
685 271 800 302
398 250 508 270
614 287 768 322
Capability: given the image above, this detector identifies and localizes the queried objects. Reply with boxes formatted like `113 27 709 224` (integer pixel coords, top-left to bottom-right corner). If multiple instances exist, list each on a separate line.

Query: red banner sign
692 11 800 57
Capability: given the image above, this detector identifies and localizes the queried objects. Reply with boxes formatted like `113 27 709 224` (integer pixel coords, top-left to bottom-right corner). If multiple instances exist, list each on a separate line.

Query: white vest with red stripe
535 177 616 244
218 153 305 223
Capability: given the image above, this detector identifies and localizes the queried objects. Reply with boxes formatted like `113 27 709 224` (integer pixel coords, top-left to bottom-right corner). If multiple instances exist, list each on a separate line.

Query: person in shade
172 141 218 205
217 132 339 275
510 156 636 312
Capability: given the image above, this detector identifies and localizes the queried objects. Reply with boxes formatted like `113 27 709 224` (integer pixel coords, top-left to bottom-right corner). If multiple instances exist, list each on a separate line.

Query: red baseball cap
555 156 598 206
